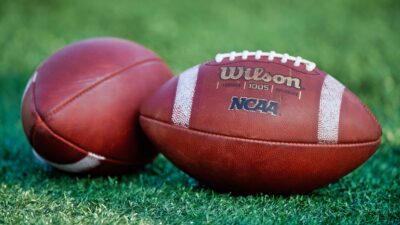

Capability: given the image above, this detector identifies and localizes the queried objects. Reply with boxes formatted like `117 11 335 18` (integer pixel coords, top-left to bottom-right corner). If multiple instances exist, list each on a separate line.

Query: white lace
215 50 316 72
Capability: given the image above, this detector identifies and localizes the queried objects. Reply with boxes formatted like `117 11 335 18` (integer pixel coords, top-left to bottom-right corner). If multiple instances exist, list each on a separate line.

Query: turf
0 0 399 224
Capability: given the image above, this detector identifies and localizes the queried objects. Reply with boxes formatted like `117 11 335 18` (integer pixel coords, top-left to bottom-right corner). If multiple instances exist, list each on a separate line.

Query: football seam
359 99 382 135
205 60 320 75
43 57 161 119
140 115 381 147
30 63 158 166
31 114 143 166
365 106 382 134
344 90 382 136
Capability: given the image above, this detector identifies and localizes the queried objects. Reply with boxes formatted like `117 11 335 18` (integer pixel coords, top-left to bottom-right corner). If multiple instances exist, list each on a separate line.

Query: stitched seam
31 67 149 166
44 58 160 119
205 60 320 75
347 91 382 134
32 116 140 166
140 115 381 147
362 103 382 133
366 107 382 132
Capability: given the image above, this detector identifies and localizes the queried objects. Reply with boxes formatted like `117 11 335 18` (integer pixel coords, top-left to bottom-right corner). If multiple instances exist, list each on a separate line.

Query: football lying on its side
21 37 172 174
140 50 382 194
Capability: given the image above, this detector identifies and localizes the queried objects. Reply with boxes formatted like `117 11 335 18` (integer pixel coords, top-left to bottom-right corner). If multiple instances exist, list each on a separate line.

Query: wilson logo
220 66 302 89
229 96 279 116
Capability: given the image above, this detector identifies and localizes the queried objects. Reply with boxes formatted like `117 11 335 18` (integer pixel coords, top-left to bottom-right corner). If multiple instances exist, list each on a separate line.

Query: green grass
1 0 399 224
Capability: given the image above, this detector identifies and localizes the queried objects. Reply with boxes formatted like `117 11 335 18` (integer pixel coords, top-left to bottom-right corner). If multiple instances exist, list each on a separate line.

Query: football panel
32 117 92 164
34 38 159 115
339 89 382 143
140 76 178 123
31 116 146 174
140 115 380 194
40 61 171 163
172 60 328 143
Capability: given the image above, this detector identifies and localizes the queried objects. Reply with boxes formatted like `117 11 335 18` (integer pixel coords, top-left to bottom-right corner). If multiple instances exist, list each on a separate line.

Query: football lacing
215 50 317 72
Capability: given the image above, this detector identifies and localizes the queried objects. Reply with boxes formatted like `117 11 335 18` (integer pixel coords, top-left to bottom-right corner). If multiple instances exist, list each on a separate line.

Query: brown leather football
140 50 382 194
21 37 172 174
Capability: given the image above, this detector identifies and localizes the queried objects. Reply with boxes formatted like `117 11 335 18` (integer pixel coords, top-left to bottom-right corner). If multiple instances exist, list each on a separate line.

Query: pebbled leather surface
21 37 172 174
140 55 382 193
140 115 380 194
141 57 381 144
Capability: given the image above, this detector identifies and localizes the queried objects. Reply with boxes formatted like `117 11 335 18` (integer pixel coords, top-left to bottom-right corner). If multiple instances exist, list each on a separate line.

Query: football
140 50 382 194
21 38 172 174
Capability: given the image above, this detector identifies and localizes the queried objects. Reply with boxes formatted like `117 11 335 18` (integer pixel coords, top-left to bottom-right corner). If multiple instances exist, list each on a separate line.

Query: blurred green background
0 0 399 224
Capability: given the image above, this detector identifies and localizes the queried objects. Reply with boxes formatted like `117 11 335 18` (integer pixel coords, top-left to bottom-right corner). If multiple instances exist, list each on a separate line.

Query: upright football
140 50 381 194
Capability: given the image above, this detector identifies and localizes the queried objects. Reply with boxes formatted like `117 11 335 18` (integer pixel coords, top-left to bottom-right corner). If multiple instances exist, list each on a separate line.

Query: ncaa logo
229 96 279 116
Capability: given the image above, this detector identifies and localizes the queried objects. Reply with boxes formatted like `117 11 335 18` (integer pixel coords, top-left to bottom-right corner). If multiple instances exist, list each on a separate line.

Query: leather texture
140 116 380 194
140 55 382 194
21 38 172 174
